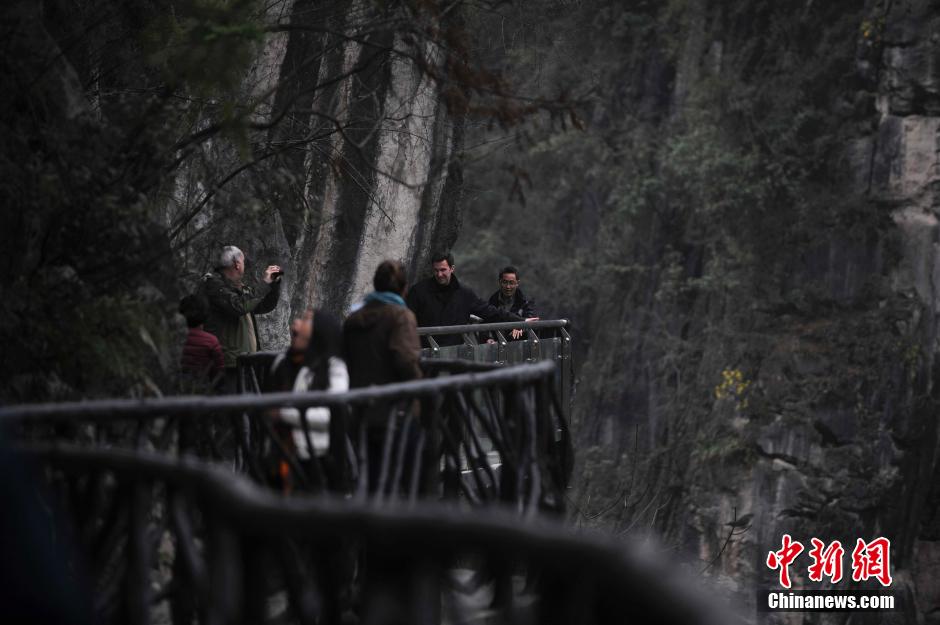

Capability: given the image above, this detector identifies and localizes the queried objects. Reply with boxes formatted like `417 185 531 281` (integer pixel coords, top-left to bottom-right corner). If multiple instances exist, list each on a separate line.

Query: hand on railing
510 317 540 340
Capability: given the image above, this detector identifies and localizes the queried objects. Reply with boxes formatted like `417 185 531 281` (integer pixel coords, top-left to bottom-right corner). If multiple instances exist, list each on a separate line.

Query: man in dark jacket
203 245 282 391
406 251 522 346
488 265 538 340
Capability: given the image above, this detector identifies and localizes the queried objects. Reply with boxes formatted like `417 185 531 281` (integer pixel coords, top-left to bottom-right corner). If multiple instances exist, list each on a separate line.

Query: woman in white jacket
268 310 349 489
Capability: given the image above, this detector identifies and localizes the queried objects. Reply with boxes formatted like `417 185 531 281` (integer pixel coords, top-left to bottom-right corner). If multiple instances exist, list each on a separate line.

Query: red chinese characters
851 537 893 587
766 534 804 588
807 538 844 583
766 535 893 588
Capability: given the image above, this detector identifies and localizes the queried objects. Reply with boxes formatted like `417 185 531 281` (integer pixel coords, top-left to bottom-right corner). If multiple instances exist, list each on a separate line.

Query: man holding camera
203 245 282 392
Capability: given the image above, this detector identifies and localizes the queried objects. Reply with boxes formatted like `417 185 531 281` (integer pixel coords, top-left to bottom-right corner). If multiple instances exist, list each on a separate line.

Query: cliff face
165 0 464 350
674 2 940 621
454 1 940 621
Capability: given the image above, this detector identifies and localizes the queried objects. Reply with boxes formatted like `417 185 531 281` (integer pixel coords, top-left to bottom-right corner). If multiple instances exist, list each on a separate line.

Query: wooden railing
9 444 728 625
0 361 572 512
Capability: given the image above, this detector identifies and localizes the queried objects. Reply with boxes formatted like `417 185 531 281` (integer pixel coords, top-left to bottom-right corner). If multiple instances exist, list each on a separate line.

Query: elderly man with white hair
203 245 282 392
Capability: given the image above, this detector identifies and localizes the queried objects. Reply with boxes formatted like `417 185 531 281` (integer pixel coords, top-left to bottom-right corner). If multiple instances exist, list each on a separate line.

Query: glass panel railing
417 319 573 416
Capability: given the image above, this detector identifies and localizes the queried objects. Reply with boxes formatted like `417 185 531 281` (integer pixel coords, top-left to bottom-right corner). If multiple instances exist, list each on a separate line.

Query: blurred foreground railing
0 361 572 512
13 444 727 625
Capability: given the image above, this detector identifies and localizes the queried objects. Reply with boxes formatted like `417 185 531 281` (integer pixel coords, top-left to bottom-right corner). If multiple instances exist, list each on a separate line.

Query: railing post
419 393 443 498
526 327 540 363
440 392 463 501
499 384 520 511
560 325 572 414
127 479 152 625
410 557 442 625
205 518 241 625
427 334 440 359
495 330 508 364
534 377 551 512
329 403 355 495
170 488 207 625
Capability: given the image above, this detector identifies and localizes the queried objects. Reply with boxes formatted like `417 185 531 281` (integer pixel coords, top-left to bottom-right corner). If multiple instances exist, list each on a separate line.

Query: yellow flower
716 368 751 410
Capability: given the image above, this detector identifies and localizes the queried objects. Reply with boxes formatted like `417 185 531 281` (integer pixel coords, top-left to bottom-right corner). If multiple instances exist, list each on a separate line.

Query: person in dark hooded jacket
344 261 427 616
345 260 422 391
406 251 522 346
344 260 422 494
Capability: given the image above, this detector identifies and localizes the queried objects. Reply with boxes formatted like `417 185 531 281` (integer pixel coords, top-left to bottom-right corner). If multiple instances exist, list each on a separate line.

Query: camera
272 270 284 280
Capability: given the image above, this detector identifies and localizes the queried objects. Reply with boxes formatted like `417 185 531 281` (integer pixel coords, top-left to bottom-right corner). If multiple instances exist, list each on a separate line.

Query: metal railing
417 319 573 410
1 361 572 512
13 443 728 625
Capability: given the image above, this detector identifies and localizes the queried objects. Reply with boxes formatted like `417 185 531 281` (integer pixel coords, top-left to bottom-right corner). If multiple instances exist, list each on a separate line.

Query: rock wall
451 3 940 623
673 2 940 622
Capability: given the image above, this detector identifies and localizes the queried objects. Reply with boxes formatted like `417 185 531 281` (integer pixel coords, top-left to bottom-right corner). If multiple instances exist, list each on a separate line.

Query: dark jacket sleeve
390 309 422 381
206 277 279 318
252 280 280 315
467 289 521 323
521 296 537 318
405 284 421 319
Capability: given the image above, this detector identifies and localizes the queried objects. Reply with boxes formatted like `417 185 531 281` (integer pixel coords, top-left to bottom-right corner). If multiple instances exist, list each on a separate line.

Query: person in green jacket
202 245 282 392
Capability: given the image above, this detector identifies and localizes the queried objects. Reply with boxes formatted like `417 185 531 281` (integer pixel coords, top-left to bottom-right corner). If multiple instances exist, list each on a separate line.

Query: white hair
219 245 244 268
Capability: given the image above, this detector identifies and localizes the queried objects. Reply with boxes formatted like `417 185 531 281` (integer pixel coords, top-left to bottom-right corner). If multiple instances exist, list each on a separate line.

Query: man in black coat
406 251 523 346
488 265 538 340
